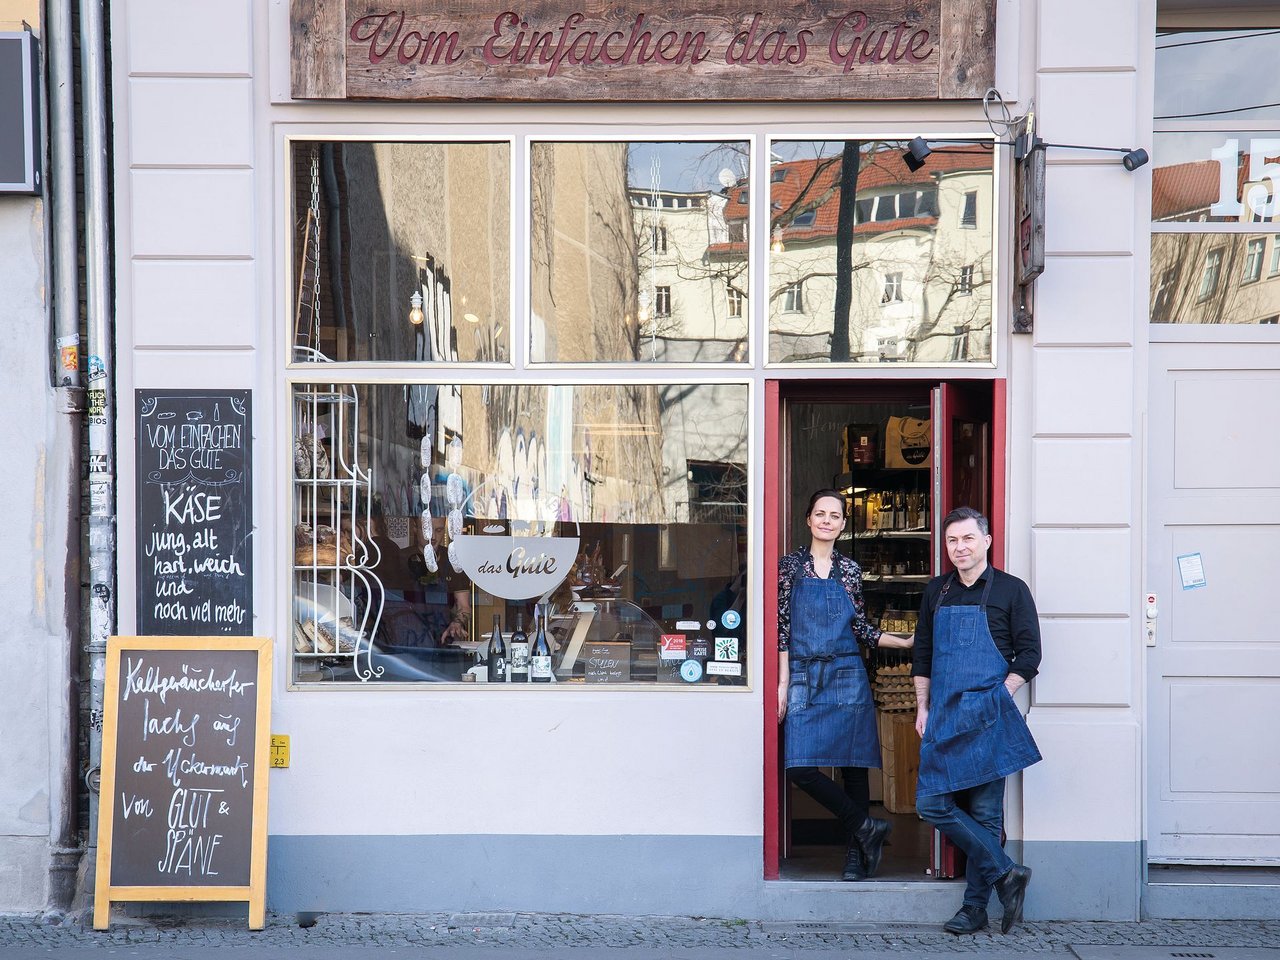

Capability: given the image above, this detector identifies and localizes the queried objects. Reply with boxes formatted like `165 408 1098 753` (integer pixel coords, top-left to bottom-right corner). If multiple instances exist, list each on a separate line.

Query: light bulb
408 290 425 326
771 228 785 254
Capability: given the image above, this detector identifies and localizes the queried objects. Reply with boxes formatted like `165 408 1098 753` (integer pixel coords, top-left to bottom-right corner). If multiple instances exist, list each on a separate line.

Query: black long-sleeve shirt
911 565 1042 683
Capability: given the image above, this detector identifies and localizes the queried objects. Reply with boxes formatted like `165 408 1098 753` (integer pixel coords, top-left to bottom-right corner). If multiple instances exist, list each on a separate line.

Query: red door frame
762 377 1008 881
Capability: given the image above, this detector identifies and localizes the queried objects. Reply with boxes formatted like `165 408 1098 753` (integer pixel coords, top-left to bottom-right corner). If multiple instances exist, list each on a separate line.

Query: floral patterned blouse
777 547 881 652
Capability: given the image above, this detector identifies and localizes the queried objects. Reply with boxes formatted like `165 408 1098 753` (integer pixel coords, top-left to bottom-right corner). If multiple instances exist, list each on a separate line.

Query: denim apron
784 567 880 769
916 572 1041 797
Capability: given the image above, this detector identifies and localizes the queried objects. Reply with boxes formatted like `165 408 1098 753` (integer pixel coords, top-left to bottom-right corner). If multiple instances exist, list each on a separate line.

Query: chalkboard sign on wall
136 391 252 635
94 636 271 929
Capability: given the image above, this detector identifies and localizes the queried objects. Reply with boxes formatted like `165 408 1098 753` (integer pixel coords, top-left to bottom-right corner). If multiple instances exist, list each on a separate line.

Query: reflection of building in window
950 324 971 361
1243 237 1265 282
876 336 900 361
1148 157 1280 325
630 175 747 362
784 280 804 313
654 285 672 318
686 460 747 524
771 168 788 183
1198 248 1223 301
961 190 978 228
760 143 993 363
1262 315 1279 324
957 264 975 296
881 272 903 303
727 285 745 318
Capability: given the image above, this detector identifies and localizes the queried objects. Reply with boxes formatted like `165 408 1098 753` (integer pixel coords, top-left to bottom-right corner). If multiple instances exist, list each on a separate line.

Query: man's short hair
942 506 989 537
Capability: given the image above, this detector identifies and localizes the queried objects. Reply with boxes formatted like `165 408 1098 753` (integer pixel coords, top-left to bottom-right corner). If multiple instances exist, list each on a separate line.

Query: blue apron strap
933 573 958 614
979 569 995 608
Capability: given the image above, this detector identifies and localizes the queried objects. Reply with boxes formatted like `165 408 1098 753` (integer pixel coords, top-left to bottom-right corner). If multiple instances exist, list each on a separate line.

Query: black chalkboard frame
93 635 272 930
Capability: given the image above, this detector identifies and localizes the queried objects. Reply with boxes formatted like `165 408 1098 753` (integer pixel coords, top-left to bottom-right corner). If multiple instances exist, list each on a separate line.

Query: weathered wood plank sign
93 636 272 929
291 0 996 101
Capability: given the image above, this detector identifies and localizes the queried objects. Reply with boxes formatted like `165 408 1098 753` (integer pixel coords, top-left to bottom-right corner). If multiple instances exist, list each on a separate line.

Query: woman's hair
805 488 846 518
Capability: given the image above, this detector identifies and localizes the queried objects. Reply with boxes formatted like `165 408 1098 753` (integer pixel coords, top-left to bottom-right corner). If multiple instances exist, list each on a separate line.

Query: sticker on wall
659 634 687 661
679 659 703 683
720 609 741 630
1177 552 1207 590
675 620 701 631
715 637 739 662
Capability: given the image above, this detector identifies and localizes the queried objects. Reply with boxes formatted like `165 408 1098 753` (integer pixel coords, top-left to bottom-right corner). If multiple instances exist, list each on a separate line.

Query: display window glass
1151 29 1280 326
766 139 994 364
290 140 512 363
528 139 751 364
289 380 749 686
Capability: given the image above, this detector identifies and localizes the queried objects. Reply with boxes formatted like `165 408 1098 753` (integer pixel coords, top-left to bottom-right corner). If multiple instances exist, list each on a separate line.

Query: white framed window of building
1198 248 1223 302
654 285 672 318
957 264 975 297
783 280 804 313
1151 25 1280 327
949 324 971 361
727 284 745 318
1243 237 1266 282
529 137 751 364
766 137 995 364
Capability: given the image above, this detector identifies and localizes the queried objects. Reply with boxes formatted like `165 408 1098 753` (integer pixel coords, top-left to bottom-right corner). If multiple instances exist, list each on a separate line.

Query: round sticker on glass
680 659 703 683
721 610 741 630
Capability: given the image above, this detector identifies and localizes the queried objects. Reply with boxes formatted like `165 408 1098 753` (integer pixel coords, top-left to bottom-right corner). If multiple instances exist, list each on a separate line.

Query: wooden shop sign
291 0 996 102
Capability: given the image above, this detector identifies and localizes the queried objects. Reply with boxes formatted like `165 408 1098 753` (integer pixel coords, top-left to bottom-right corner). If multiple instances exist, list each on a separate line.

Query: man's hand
915 706 928 738
443 615 469 642
1003 674 1026 696
778 685 788 723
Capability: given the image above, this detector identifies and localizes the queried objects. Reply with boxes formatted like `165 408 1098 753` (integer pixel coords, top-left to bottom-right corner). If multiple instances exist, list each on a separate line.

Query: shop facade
69 0 1280 923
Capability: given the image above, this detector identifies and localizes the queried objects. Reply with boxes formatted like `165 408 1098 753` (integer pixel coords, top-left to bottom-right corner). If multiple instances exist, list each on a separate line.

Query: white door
1146 342 1280 863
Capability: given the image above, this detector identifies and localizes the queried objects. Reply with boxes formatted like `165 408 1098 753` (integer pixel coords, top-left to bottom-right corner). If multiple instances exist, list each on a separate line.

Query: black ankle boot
853 817 891 878
840 840 867 881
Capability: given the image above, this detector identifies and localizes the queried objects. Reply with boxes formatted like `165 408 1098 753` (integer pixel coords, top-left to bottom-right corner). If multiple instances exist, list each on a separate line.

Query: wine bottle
509 610 530 682
530 605 553 683
487 614 507 682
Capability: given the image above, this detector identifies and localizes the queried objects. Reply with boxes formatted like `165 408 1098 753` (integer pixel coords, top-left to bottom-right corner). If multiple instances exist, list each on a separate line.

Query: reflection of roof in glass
710 149 989 252
1150 154 1279 221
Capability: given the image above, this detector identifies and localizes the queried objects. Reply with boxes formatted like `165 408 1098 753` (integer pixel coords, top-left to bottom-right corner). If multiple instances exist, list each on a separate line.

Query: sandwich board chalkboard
93 636 271 929
136 390 252 636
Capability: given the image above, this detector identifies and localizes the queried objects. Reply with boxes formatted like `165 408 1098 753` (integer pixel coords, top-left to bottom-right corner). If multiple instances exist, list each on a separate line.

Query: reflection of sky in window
626 141 748 193
1153 130 1278 167
769 139 985 172
1155 30 1280 123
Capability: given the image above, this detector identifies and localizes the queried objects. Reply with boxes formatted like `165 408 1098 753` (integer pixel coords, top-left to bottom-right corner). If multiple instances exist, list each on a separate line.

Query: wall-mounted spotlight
901 136 1149 172
903 137 932 172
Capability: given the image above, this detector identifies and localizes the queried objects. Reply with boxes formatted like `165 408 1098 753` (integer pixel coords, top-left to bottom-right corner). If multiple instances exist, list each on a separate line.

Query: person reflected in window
777 489 913 881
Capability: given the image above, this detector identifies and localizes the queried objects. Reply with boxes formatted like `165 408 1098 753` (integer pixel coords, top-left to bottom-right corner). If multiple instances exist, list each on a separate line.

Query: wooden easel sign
94 636 272 929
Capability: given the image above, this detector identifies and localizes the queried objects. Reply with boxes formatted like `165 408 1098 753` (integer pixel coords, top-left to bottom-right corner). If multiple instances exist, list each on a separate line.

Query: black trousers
788 766 870 837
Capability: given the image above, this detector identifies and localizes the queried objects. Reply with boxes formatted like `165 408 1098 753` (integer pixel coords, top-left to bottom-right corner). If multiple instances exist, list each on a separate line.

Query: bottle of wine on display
509 610 530 682
487 614 507 683
530 606 553 683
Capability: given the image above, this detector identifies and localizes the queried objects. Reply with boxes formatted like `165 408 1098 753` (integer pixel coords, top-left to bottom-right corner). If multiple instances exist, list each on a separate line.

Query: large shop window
290 380 749 686
1151 29 1280 325
291 141 511 362
767 140 994 363
529 139 750 364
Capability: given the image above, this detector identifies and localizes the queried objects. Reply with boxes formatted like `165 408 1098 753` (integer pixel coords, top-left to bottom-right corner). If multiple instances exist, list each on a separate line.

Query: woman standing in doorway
778 489 913 880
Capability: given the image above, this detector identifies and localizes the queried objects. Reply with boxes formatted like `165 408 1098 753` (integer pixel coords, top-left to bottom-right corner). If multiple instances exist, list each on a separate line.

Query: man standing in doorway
913 507 1042 935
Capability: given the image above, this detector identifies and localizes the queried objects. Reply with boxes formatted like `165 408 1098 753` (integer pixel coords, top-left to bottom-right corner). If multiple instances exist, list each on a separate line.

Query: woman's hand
778 684 788 723
877 631 915 649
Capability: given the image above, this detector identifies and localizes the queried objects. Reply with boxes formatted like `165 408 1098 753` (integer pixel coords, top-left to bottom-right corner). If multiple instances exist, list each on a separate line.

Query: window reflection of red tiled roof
721 148 990 241
1151 160 1218 220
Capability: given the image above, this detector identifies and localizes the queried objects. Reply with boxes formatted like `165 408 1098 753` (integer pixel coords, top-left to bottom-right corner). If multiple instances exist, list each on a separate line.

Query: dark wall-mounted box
0 31 41 195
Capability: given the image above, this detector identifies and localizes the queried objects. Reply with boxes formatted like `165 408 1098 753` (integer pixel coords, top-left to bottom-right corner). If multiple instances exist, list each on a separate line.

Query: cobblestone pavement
0 911 1277 957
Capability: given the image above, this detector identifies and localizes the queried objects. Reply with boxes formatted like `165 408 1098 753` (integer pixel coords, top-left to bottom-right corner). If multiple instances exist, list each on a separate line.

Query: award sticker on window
660 634 687 661
715 637 739 662
720 610 741 630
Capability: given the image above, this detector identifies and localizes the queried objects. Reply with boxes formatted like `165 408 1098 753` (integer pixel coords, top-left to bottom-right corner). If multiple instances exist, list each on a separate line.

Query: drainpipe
46 0 84 909
79 0 115 858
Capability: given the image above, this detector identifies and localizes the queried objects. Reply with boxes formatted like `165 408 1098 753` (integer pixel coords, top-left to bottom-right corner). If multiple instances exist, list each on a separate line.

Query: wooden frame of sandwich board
93 636 272 930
